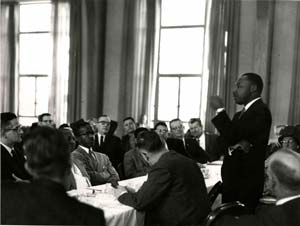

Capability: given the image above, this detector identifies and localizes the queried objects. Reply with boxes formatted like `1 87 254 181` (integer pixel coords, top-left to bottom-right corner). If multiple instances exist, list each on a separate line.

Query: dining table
67 160 222 226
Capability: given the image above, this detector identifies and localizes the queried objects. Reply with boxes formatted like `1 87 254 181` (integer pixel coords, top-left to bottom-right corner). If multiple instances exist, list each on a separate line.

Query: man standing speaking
210 73 272 210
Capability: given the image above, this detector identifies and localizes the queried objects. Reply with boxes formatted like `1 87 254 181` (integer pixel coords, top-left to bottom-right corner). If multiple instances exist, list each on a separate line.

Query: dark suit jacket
123 148 150 179
72 146 119 185
216 197 300 226
119 150 210 226
166 138 210 163
93 134 124 169
212 99 272 208
1 144 31 181
1 179 105 225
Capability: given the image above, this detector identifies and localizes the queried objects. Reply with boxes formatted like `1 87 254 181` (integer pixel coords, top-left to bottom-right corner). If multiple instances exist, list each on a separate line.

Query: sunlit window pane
179 77 202 121
19 77 36 116
159 28 204 74
19 117 37 126
36 77 49 114
20 3 51 32
158 77 179 121
19 33 52 74
161 0 206 26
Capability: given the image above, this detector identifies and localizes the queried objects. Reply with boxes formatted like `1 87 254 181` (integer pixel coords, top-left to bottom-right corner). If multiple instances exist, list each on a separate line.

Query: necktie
239 107 246 119
100 136 104 146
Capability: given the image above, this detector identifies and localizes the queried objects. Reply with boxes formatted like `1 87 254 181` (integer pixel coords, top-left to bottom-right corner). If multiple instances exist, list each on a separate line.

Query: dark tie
239 107 246 119
100 136 104 146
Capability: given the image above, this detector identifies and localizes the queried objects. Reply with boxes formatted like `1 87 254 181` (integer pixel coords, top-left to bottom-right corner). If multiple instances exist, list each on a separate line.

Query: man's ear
250 84 257 93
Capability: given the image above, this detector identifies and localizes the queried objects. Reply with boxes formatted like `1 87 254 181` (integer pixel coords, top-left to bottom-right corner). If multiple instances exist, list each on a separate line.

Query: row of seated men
2 111 300 226
15 112 223 184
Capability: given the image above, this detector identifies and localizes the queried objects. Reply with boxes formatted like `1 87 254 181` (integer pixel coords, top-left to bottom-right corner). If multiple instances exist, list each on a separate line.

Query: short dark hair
58 123 70 130
154 121 168 130
134 127 149 138
242 73 264 95
169 118 181 128
123 116 135 123
23 127 71 179
1 112 17 130
136 131 164 153
38 113 51 122
70 119 90 137
270 149 300 193
188 118 202 127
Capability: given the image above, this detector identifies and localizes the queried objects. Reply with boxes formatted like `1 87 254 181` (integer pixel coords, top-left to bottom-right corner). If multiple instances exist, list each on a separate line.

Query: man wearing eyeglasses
38 113 55 128
166 118 209 163
93 115 124 171
0 112 31 181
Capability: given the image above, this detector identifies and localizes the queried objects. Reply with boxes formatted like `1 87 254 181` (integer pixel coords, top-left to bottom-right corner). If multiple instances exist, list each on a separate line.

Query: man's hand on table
113 185 136 198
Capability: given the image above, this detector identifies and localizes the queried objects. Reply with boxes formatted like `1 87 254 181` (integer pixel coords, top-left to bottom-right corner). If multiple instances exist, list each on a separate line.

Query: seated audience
1 127 105 225
1 112 31 181
121 116 137 152
37 113 55 128
59 124 91 190
186 118 222 161
167 118 209 163
115 131 210 226
263 125 300 197
71 119 119 186
93 115 124 169
154 121 169 140
216 148 300 226
123 127 150 179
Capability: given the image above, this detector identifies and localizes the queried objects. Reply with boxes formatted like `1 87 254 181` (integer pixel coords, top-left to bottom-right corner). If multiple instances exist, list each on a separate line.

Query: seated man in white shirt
71 119 119 187
59 124 91 190
216 148 300 226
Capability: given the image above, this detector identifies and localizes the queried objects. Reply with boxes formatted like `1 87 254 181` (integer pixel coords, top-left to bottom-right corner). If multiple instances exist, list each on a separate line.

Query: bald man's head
268 148 300 198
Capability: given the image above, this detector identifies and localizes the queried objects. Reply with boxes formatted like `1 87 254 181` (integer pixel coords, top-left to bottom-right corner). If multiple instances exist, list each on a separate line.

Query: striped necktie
238 107 246 119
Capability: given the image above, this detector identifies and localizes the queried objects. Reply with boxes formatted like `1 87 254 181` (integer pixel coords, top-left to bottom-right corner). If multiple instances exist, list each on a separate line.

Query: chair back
202 201 249 226
208 181 223 208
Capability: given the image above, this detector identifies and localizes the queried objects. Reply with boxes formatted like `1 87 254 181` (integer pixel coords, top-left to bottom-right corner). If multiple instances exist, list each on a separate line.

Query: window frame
17 1 52 125
153 0 208 127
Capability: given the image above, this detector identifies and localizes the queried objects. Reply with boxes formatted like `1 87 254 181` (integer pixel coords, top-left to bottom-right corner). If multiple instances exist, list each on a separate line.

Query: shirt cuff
216 108 225 114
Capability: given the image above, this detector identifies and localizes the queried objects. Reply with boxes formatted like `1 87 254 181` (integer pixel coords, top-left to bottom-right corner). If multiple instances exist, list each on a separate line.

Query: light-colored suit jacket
72 146 119 185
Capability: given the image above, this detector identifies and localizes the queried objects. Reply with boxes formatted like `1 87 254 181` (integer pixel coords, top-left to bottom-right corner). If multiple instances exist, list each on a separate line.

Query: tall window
18 1 52 125
153 0 207 128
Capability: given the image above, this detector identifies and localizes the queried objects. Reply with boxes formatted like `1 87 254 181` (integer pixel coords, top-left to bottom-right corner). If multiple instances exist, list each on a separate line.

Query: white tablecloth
68 162 222 226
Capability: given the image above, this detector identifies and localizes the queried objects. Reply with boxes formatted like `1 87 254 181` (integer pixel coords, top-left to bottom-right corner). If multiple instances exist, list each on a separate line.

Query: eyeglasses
7 125 22 132
98 121 110 126
281 139 296 144
171 125 183 131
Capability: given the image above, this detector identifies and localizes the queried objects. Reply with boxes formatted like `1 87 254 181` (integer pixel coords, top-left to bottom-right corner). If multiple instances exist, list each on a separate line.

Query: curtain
119 0 160 126
68 0 106 122
204 0 240 133
288 2 300 125
49 0 70 126
0 1 18 113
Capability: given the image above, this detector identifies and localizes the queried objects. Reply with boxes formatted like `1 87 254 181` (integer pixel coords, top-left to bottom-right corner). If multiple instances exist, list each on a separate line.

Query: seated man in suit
123 127 150 179
186 118 222 161
71 119 119 186
59 124 91 190
121 116 137 153
115 131 210 226
166 118 209 163
1 112 31 181
93 115 124 169
154 121 169 141
216 148 300 226
1 126 105 225
37 113 55 128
